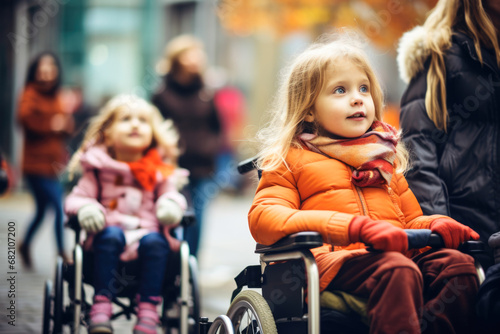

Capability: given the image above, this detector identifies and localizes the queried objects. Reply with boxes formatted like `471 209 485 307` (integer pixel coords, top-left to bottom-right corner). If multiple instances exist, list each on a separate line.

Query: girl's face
306 59 375 138
36 55 59 85
107 107 153 161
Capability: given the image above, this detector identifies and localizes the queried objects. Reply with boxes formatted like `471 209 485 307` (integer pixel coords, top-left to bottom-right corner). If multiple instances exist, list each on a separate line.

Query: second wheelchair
42 214 200 334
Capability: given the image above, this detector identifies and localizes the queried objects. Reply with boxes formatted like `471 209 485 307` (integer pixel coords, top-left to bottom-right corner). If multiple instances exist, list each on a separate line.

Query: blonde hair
156 34 205 76
67 94 179 179
422 0 500 131
256 32 409 173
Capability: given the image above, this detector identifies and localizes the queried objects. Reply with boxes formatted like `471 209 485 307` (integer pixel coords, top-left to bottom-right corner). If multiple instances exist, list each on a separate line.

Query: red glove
349 216 408 253
430 217 480 249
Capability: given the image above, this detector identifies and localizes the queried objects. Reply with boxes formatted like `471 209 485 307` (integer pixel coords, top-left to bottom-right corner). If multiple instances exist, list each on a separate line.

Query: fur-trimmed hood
397 26 431 84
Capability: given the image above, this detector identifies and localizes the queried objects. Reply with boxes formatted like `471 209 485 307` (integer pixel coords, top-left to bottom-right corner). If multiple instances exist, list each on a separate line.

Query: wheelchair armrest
66 215 81 232
255 231 324 254
458 240 486 256
66 210 196 231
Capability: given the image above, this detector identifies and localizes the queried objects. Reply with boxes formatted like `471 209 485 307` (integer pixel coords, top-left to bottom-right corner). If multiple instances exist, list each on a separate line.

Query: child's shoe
133 297 161 334
89 295 113 334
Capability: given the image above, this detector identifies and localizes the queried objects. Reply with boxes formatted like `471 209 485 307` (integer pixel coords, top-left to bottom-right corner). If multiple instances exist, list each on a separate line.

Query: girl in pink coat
65 94 187 334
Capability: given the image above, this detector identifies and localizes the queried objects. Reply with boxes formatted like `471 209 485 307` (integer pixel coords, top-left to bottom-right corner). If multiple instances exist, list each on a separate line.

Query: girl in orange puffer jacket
249 32 480 334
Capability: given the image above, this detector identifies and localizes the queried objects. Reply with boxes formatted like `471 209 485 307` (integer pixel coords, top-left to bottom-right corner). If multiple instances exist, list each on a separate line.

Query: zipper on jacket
355 185 368 216
387 186 406 224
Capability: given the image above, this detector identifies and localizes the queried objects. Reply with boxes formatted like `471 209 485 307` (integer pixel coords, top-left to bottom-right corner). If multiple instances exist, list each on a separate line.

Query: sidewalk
0 189 259 333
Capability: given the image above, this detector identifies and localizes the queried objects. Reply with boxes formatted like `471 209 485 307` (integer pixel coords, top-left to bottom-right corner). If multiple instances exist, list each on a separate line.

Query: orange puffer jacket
248 147 440 291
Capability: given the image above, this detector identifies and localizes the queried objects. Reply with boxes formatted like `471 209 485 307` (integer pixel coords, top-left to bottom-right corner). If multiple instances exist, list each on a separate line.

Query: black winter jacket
398 28 500 260
152 74 222 179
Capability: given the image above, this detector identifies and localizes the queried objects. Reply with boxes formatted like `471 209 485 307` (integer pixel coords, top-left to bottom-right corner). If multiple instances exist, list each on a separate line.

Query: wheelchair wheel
42 280 53 334
227 290 277 334
207 315 234 334
53 256 64 334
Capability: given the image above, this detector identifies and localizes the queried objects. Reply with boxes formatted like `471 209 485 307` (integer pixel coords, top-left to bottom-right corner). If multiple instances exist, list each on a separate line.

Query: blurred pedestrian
17 51 74 268
213 84 247 195
398 0 500 270
152 35 222 257
65 94 187 334
0 150 12 196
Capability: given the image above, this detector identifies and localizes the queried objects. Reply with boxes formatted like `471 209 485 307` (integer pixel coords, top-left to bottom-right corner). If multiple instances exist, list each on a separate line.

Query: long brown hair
423 0 500 131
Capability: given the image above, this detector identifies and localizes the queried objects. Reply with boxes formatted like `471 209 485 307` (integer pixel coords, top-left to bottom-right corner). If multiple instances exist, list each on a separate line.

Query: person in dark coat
398 1 500 330
152 35 222 257
397 0 500 270
17 52 74 267
476 232 500 321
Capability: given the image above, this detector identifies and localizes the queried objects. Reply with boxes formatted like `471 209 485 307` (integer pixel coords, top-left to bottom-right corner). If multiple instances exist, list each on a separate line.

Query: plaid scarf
126 148 175 191
299 121 399 187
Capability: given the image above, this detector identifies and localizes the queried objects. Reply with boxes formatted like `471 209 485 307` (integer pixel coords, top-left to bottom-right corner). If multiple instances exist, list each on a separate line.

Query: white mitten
156 198 183 225
77 205 105 233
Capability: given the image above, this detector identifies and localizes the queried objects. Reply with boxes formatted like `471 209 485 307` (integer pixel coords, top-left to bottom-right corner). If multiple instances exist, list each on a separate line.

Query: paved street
0 186 260 333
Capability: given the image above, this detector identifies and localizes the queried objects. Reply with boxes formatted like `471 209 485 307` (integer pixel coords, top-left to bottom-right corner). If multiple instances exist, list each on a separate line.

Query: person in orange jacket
249 32 480 334
17 52 74 267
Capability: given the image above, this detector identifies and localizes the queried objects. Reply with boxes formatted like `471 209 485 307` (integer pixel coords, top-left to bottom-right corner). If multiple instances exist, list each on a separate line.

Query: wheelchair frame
200 157 488 334
42 214 200 334
222 232 487 334
255 232 322 333
222 232 324 334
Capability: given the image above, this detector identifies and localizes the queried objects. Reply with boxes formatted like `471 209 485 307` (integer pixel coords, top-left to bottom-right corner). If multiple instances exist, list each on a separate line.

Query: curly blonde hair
256 32 409 173
422 0 500 131
67 94 179 179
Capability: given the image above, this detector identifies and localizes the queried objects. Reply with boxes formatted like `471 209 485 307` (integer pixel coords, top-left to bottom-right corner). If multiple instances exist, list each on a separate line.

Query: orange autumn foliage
217 0 438 50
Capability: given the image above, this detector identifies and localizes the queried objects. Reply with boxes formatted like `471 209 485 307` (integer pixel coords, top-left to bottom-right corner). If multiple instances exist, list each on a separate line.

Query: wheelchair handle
366 229 444 252
406 229 444 249
237 156 258 175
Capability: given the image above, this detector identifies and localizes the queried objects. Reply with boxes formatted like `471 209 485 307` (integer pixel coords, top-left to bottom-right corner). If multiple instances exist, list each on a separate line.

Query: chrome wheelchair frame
199 157 486 334
42 214 200 334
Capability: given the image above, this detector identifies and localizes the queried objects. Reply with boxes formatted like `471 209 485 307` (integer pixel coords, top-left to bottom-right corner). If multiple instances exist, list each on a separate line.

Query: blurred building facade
0 0 245 177
0 0 415 183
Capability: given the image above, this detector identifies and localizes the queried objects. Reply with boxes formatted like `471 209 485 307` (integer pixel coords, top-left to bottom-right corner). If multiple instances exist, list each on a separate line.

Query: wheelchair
201 157 487 334
42 212 200 334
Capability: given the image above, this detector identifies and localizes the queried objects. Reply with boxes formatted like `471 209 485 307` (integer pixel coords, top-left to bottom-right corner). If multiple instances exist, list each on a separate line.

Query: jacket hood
80 145 130 173
397 25 431 84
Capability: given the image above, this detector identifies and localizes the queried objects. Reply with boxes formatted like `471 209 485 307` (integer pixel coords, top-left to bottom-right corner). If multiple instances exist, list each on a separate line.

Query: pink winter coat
64 146 188 261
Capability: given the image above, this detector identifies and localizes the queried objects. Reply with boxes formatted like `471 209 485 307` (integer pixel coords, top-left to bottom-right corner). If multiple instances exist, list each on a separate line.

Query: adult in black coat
398 0 500 270
152 35 222 257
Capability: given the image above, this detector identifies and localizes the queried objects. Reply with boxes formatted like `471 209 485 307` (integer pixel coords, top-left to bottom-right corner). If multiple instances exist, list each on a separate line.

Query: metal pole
180 241 190 334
